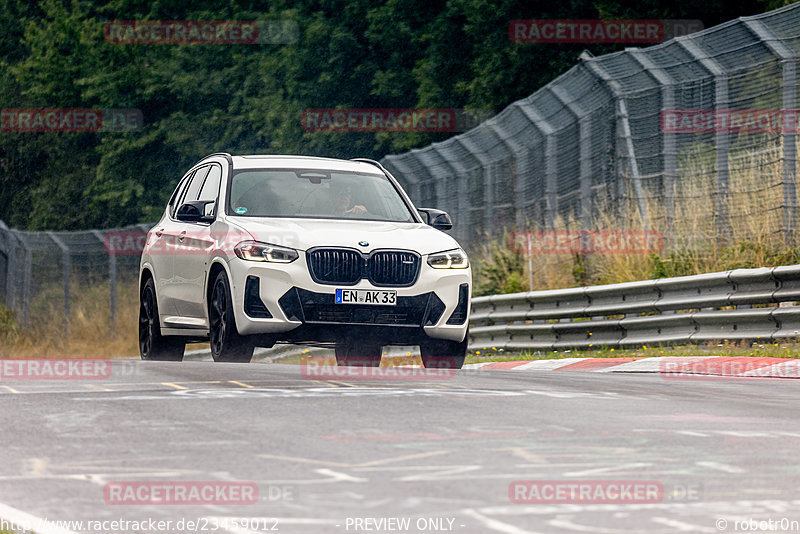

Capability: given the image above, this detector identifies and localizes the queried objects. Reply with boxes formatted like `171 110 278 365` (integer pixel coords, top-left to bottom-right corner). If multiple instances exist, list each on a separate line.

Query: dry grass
0 279 141 358
473 143 799 294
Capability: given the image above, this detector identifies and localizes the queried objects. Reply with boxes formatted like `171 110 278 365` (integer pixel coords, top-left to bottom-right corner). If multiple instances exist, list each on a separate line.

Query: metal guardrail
470 265 800 351
255 265 800 361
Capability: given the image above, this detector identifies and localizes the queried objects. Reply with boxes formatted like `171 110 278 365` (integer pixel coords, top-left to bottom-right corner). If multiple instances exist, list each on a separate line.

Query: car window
181 165 210 204
228 169 415 222
168 172 194 218
198 165 221 203
197 165 222 218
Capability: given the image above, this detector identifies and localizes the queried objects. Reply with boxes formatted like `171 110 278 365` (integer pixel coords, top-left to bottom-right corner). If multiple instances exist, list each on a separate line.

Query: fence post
513 103 557 229
458 136 494 237
580 53 648 231
550 84 593 230
91 229 116 334
488 121 530 230
676 37 732 243
434 145 471 244
782 60 798 247
415 150 447 216
0 221 11 312
46 232 70 337
743 18 798 247
628 49 677 245
9 231 32 327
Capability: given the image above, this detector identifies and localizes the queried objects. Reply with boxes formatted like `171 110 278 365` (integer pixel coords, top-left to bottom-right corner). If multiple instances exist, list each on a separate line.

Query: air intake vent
244 276 272 318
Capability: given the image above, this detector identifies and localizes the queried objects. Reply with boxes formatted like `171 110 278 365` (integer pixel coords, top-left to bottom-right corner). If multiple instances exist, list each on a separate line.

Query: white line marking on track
548 516 625 533
695 461 745 473
651 516 717 532
565 462 652 477
313 468 368 483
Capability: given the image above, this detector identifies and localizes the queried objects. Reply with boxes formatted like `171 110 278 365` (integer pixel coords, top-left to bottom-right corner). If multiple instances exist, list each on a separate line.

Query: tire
209 271 255 363
419 332 467 369
139 277 185 361
335 341 382 367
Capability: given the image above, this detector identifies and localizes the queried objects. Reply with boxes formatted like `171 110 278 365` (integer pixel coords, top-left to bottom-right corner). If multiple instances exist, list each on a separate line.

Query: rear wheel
209 271 255 363
420 332 467 369
335 341 382 367
139 277 185 361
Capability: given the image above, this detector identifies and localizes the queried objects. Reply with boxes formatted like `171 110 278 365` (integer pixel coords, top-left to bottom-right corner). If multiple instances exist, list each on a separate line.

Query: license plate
335 289 397 306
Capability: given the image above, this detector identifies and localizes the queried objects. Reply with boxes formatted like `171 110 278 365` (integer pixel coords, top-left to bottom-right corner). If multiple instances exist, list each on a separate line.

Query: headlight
234 241 298 263
427 248 469 269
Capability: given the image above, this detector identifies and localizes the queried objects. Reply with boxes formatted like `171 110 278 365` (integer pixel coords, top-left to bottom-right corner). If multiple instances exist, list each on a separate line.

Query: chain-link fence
381 3 800 252
4 4 800 335
0 221 151 333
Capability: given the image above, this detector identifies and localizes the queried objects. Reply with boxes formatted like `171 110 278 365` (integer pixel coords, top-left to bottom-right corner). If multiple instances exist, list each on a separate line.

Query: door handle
155 228 164 237
178 231 186 242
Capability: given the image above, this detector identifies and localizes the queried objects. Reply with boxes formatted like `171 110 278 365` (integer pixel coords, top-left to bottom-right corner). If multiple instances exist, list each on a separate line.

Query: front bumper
227 252 470 343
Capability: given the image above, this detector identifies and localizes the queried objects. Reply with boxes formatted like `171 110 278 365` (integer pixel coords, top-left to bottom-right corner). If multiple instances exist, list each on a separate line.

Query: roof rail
193 152 233 167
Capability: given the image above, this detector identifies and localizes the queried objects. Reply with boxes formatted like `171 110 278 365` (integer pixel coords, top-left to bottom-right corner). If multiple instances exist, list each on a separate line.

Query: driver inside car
331 187 367 216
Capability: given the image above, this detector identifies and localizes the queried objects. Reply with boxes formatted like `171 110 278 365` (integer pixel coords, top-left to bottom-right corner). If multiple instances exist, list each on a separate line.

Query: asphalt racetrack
0 359 798 534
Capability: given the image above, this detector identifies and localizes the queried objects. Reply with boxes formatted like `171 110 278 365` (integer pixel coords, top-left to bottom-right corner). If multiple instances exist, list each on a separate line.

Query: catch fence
381 3 800 252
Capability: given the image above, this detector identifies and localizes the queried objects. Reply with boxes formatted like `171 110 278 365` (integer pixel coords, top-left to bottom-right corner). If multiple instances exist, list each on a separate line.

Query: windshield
227 169 415 222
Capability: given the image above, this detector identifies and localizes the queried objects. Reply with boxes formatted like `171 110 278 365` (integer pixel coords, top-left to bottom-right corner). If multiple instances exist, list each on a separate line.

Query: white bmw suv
138 154 471 367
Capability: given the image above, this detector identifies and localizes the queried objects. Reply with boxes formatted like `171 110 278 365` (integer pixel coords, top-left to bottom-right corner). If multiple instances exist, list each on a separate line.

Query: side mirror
176 200 215 223
417 208 453 231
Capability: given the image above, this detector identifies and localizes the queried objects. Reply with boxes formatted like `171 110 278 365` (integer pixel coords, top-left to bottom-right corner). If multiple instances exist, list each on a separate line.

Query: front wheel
209 271 255 363
139 278 185 361
419 332 467 369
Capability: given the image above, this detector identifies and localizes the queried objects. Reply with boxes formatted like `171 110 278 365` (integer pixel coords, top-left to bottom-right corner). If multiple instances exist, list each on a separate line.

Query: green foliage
0 0 778 230
649 241 800 279
0 304 19 341
473 238 526 296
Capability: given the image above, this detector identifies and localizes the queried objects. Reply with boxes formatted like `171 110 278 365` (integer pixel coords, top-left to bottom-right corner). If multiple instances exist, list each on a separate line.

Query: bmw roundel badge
358 241 369 247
